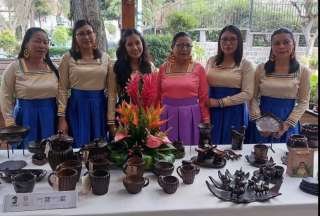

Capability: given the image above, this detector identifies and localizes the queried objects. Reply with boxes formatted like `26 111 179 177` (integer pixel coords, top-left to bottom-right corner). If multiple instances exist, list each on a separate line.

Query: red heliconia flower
141 73 158 108
126 73 141 105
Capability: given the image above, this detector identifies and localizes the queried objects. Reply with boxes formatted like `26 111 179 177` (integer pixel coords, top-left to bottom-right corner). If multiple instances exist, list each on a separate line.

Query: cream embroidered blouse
57 52 116 123
249 63 311 127
206 58 255 107
0 59 58 126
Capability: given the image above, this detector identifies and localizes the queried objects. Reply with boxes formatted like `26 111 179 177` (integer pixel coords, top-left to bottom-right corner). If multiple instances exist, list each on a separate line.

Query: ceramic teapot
41 130 74 170
78 138 109 165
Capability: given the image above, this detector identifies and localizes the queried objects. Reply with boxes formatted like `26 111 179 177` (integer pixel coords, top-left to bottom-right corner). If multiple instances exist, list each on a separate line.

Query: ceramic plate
191 156 226 169
256 113 282 133
0 160 27 171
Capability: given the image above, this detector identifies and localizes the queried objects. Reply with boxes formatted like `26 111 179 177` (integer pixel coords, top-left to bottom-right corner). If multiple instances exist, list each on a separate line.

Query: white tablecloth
0 144 318 216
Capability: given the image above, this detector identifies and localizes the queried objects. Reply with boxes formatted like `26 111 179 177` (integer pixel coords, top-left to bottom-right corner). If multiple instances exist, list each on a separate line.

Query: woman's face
26 31 49 60
172 36 193 62
125 34 143 61
220 31 238 55
271 33 295 60
75 24 96 50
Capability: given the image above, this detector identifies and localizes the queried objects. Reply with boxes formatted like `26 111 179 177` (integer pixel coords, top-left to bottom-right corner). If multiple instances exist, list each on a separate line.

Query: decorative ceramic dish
0 169 47 183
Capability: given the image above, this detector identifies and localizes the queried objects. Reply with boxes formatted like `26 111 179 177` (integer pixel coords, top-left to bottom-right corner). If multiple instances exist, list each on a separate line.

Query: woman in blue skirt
0 28 59 148
247 28 311 143
57 20 115 147
206 25 255 144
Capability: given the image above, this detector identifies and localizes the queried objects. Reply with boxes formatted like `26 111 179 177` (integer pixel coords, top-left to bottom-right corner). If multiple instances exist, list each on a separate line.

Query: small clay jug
176 164 200 184
158 175 179 194
89 169 110 195
301 124 318 148
123 156 145 177
48 168 78 191
78 138 109 165
123 175 149 194
12 172 36 193
231 126 246 150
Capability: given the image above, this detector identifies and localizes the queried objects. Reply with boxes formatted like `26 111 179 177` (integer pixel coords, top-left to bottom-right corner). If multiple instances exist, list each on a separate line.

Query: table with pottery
0 142 318 216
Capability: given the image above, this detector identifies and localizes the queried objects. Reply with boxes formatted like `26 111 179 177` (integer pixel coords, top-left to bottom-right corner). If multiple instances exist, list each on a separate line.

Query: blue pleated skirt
14 98 57 148
246 96 300 143
209 87 248 145
66 89 107 148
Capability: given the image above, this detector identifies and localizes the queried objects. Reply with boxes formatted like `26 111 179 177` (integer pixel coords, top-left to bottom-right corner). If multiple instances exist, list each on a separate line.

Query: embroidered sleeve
107 59 117 125
221 60 255 107
0 62 18 126
57 53 70 117
249 64 264 120
286 67 311 127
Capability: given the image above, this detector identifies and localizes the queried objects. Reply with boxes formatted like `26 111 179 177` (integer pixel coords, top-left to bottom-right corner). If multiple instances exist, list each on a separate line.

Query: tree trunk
70 0 107 51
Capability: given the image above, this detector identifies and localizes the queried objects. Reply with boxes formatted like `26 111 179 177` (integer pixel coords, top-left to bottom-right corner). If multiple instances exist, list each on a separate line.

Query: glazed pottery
56 160 82 181
177 164 200 184
253 144 268 163
123 175 149 194
89 169 110 195
158 175 179 194
153 161 174 176
48 168 78 191
123 156 145 177
12 172 36 193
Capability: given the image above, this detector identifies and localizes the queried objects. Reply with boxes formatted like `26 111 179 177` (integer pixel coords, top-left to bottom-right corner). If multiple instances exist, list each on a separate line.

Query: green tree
0 29 17 57
100 0 121 20
145 34 172 67
52 26 71 47
166 12 198 34
34 0 52 28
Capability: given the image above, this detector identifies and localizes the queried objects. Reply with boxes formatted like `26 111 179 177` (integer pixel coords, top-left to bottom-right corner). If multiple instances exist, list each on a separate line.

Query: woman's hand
274 122 290 139
207 98 220 107
58 117 69 135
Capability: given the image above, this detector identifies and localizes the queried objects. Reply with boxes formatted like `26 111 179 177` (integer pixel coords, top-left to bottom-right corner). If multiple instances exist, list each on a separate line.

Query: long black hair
264 28 300 74
18 27 59 78
215 25 243 66
69 19 101 60
114 28 152 89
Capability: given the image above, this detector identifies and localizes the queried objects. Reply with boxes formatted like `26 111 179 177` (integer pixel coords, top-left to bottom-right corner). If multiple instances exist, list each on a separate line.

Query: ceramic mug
153 161 174 176
48 168 78 191
89 169 110 195
12 172 36 193
123 175 149 194
158 175 179 194
176 164 200 184
123 157 145 177
56 160 82 182
253 144 268 163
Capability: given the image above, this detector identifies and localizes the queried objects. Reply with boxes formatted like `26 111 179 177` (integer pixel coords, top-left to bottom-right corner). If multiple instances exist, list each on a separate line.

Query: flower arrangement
108 73 176 169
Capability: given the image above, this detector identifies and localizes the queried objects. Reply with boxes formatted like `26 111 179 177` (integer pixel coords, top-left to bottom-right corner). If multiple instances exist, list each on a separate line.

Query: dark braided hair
18 27 59 78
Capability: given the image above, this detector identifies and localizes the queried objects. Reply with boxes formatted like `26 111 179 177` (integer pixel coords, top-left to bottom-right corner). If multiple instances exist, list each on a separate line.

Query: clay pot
153 161 174 176
43 131 74 170
287 134 308 148
48 168 78 191
158 175 179 194
301 124 318 148
12 172 36 193
56 160 82 182
89 169 110 195
177 164 200 184
123 175 149 194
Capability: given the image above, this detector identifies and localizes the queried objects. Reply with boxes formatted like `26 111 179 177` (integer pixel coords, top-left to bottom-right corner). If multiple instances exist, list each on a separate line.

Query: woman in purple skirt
157 32 210 146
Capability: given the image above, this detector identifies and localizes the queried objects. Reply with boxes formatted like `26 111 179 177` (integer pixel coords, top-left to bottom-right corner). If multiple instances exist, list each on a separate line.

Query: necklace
168 61 193 74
